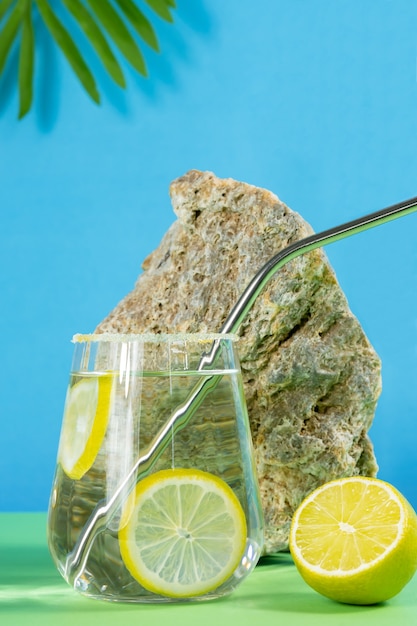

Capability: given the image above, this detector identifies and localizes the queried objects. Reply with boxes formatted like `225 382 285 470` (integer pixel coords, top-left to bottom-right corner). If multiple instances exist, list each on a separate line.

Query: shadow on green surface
0 542 387 618
0 544 65 608
258 553 294 567
0 543 229 614
235 589 386 616
0 544 117 613
238 553 387 616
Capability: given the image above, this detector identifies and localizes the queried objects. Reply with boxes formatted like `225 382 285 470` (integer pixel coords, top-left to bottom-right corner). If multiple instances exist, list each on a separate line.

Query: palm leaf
18 0 34 119
115 0 159 52
62 0 126 88
144 0 174 23
0 0 25 74
0 0 16 21
1 0 178 119
35 0 100 104
86 0 147 76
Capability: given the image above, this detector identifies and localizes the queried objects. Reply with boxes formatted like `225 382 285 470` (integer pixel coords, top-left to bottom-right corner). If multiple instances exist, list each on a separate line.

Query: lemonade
47 335 264 603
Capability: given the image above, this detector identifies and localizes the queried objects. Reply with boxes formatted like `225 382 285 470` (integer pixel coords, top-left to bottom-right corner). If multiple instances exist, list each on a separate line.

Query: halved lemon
58 375 112 480
119 468 247 598
289 476 417 605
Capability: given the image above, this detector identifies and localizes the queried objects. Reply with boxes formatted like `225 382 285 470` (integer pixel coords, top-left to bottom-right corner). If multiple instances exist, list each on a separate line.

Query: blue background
1 0 417 512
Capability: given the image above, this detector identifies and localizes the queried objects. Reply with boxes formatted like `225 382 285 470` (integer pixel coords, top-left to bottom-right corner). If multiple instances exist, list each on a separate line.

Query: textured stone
96 170 381 553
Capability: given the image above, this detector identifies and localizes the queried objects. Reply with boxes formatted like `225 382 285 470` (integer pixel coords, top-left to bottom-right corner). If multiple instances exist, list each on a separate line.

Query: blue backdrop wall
1 0 417 512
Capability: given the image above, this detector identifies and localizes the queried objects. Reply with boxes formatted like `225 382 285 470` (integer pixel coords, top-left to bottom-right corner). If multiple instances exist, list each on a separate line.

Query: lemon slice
119 468 247 598
289 476 417 605
58 375 112 480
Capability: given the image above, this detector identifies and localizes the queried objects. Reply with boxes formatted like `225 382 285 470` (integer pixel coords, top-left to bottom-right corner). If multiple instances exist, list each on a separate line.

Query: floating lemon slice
289 476 417 605
58 375 112 480
119 468 247 598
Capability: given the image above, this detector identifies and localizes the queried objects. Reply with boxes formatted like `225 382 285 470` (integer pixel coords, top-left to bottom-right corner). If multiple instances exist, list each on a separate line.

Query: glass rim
72 332 240 344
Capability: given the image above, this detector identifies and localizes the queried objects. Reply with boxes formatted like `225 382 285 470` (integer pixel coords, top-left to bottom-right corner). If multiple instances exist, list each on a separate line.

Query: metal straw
65 194 417 584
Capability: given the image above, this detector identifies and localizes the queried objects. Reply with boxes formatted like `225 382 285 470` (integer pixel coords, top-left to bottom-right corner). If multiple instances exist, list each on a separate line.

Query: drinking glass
47 333 264 603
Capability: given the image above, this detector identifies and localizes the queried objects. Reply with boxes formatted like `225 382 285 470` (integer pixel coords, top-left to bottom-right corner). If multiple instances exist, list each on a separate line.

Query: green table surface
1 513 417 626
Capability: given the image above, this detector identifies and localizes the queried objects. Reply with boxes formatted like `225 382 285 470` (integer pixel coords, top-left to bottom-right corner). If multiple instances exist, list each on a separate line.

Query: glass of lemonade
47 333 264 603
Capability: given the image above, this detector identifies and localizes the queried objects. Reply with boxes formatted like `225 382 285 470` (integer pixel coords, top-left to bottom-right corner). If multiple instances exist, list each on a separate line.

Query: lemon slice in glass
119 468 247 598
289 476 417 605
58 375 112 480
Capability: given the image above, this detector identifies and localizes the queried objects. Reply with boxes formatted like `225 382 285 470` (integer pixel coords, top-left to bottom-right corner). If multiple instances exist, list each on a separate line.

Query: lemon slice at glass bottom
289 476 417 605
58 375 112 480
119 468 247 598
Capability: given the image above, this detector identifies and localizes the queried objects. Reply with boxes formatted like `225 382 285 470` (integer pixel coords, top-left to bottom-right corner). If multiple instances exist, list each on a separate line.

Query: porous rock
96 170 381 553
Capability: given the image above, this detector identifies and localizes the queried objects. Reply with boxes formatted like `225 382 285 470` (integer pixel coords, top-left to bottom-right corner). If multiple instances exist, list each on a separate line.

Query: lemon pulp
289 476 417 604
58 374 112 480
119 468 247 598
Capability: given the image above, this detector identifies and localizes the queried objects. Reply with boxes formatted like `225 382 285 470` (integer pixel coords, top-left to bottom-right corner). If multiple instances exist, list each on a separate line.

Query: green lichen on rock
96 170 381 553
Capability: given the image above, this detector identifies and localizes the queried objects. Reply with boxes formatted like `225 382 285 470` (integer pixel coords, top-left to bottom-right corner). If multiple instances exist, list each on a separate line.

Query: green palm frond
144 0 175 23
0 0 26 74
86 0 147 76
36 0 101 104
115 0 159 52
18 0 34 118
62 0 126 88
0 0 17 21
0 0 176 119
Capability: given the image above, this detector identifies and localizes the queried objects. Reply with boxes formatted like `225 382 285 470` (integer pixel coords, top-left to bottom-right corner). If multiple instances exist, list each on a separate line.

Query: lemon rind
58 376 112 480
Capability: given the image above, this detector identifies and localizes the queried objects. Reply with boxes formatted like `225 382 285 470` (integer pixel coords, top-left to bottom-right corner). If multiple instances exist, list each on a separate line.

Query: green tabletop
1 513 417 626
